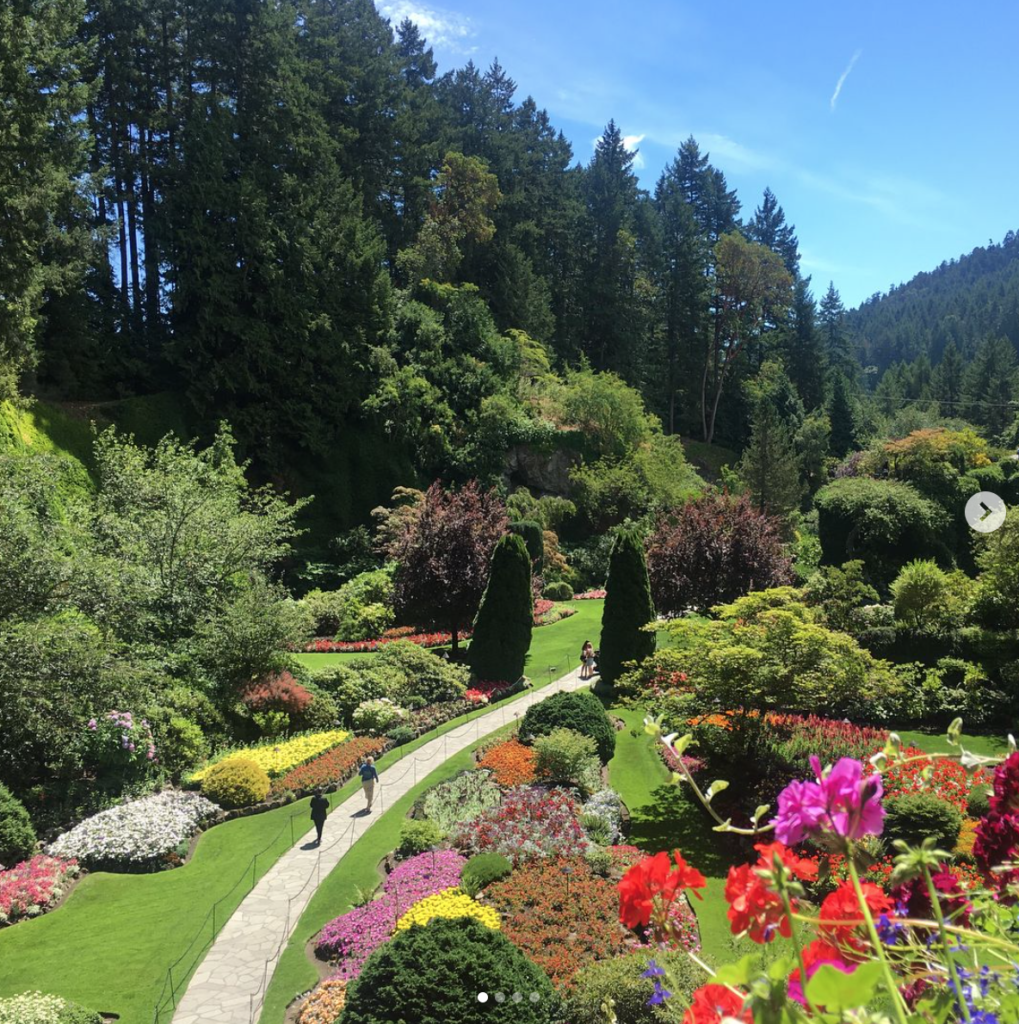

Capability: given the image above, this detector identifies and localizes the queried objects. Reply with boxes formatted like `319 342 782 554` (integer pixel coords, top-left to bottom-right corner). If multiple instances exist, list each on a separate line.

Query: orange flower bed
477 738 537 787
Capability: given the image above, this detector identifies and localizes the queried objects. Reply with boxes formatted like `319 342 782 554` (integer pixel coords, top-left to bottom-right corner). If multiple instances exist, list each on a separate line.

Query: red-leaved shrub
241 672 313 717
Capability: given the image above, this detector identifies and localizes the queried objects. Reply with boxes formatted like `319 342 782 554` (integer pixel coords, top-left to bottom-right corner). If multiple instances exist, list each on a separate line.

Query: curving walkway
172 667 591 1024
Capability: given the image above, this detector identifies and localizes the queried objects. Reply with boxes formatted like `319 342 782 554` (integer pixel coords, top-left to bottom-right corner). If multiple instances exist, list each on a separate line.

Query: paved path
172 667 591 1024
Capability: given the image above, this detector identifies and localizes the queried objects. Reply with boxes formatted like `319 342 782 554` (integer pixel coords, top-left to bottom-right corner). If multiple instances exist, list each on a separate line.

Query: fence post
169 967 177 1009
212 902 216 937
290 815 295 847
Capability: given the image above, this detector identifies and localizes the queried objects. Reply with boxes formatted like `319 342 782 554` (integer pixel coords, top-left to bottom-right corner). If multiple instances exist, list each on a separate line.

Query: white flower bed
0 992 100 1024
46 790 219 867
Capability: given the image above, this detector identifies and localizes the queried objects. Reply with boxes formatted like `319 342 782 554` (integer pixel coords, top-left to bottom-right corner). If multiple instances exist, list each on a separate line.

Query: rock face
503 444 580 496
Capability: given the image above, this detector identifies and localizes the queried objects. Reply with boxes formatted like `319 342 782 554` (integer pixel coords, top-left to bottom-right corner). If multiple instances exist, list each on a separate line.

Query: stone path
171 666 591 1024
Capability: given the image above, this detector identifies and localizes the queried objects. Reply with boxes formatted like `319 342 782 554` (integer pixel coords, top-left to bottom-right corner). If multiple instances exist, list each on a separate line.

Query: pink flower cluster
464 680 514 704
317 851 465 978
452 786 589 864
574 590 606 600
0 855 79 925
89 709 157 761
306 630 467 653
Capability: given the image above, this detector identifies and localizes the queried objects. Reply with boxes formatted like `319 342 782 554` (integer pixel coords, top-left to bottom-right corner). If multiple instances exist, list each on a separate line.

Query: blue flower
647 980 672 1006
641 960 665 979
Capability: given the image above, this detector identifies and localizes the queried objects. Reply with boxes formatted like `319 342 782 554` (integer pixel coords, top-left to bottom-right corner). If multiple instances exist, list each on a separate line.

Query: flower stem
921 863 973 1024
846 857 910 1024
779 888 823 1017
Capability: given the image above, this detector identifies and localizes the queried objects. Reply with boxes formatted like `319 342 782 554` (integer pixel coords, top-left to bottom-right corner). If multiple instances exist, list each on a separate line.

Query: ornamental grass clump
394 886 500 931
0 855 79 926
46 791 218 869
453 786 589 863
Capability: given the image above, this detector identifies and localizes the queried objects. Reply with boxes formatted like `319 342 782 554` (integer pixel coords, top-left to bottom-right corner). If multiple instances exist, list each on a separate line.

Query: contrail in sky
830 50 863 110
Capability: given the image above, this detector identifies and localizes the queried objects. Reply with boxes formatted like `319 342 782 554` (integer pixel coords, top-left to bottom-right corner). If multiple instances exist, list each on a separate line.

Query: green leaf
713 953 762 987
766 956 796 983
805 961 882 1010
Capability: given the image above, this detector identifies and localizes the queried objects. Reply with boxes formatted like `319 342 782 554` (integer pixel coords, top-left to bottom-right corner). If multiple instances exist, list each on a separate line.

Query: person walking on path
359 757 379 813
580 640 595 680
309 789 329 845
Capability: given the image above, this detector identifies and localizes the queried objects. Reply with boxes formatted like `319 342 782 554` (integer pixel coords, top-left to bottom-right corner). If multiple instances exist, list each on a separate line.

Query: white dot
529 992 540 1003
495 991 506 1003
477 992 488 1003
512 992 523 1003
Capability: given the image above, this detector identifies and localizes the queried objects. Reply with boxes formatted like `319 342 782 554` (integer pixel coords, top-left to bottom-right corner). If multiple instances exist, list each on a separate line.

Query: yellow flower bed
189 729 349 782
395 887 501 932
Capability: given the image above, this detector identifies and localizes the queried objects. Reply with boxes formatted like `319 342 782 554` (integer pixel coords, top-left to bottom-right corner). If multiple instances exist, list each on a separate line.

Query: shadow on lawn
626 783 738 874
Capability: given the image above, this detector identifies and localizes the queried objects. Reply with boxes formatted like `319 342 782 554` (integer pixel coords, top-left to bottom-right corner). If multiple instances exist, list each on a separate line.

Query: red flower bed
486 856 627 989
464 680 514 704
0 855 79 926
864 746 989 812
476 738 537 787
305 630 466 653
270 737 388 796
574 590 606 600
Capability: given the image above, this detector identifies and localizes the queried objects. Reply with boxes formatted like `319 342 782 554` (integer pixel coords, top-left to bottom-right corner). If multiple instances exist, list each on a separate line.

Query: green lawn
0 605 604 1022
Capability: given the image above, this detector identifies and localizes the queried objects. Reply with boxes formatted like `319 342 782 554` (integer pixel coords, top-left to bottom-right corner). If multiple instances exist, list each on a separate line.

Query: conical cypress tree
598 529 656 686
469 533 534 683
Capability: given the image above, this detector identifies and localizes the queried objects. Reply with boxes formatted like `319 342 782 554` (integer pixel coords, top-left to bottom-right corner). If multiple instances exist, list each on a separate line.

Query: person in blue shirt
359 757 379 813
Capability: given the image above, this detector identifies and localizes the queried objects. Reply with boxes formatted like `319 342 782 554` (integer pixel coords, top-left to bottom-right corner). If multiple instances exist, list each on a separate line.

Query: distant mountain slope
847 229 1019 372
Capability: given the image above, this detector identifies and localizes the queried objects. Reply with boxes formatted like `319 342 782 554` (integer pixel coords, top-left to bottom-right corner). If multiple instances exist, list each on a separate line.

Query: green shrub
298 682 341 731
314 663 396 723
468 533 533 684
583 846 613 877
532 728 601 795
0 784 36 867
422 771 502 833
544 580 574 601
301 588 349 636
302 568 396 639
342 917 557 1024
580 813 612 845
201 757 271 809
353 698 409 735
509 519 544 569
599 527 655 685
397 819 446 857
460 852 512 894
569 950 702 1024
375 641 469 705
521 690 615 762
813 478 949 588
967 786 992 819
157 716 209 779
884 792 963 849
387 725 414 746
891 560 974 635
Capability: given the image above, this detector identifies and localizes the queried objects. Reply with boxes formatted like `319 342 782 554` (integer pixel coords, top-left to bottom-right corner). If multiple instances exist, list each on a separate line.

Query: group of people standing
308 756 380 844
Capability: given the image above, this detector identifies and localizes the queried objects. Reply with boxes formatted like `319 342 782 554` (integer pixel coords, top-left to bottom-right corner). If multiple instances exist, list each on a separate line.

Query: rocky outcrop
503 444 580 496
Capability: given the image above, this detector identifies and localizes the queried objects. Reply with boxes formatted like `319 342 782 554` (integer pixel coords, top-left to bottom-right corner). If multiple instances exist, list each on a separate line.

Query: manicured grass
257 729 514 1024
897 728 1007 759
680 438 737 482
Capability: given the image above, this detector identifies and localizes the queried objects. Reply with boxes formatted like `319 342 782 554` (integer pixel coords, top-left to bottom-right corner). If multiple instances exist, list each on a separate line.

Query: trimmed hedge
884 792 963 849
201 757 271 809
0 785 36 868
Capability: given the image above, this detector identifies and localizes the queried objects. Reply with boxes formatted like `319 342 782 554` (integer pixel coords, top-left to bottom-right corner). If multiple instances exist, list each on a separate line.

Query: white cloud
377 1 476 53
830 49 863 111
623 133 646 169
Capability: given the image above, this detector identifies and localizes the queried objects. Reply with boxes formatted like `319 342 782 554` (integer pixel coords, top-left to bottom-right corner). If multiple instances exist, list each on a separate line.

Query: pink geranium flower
773 756 884 845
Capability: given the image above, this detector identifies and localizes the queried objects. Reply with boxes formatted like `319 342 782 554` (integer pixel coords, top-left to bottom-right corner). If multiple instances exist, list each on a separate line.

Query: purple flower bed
317 850 465 979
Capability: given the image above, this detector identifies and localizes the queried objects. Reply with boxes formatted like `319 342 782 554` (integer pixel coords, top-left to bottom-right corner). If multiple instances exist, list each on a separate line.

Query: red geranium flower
682 983 751 1024
618 850 706 929
724 841 818 943
991 752 1019 815
819 880 892 952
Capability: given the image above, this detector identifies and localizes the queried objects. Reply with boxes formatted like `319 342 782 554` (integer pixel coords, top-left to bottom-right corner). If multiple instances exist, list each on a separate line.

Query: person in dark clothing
310 788 329 844
359 757 379 813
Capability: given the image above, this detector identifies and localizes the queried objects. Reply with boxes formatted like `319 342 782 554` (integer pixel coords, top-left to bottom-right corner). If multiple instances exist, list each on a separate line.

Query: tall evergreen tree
781 277 827 410
828 373 859 457
598 528 655 686
468 533 533 683
820 282 853 375
738 404 804 518
963 336 1019 436
746 187 799 276
932 339 965 417
0 0 94 400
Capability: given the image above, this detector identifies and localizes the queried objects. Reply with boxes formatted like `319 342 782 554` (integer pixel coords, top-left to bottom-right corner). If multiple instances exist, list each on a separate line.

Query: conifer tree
820 282 853 374
933 340 965 417
781 278 827 410
598 529 655 686
828 373 859 458
738 404 804 517
468 533 534 683
746 187 800 276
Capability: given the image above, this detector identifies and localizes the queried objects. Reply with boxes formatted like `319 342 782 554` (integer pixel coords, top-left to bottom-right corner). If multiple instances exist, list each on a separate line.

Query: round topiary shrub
341 917 557 1024
201 757 271 809
460 852 512 893
520 690 615 763
569 950 702 1024
0 784 36 868
967 785 991 819
884 792 963 850
543 581 574 602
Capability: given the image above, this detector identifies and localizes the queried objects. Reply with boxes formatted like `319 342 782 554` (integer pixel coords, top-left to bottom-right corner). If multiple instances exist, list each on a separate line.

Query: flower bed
453 786 589 863
394 887 500 931
574 590 606 600
188 729 349 783
866 745 989 812
476 738 537 787
464 679 515 704
270 736 388 797
306 631 465 653
0 992 102 1024
533 599 576 626
46 791 218 870
297 979 346 1024
487 856 627 989
421 771 502 833
0 856 79 927
317 851 465 979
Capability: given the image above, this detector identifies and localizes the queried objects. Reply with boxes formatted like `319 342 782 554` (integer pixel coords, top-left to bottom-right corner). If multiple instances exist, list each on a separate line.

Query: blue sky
378 0 1019 309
